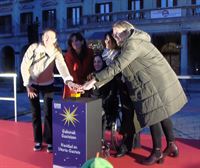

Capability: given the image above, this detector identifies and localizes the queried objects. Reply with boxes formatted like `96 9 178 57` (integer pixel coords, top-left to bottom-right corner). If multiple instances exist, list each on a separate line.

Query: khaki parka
94 29 187 132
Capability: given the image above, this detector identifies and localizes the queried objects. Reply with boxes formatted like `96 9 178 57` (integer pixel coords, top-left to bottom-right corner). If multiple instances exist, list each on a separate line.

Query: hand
67 81 84 93
82 79 96 90
26 86 37 99
87 73 94 81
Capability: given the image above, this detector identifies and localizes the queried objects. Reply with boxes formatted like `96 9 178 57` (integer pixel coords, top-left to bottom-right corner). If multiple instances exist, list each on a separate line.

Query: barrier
0 73 200 122
0 73 62 122
0 73 17 122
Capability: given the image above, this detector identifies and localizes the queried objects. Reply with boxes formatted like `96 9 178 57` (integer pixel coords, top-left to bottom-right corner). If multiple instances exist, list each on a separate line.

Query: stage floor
0 120 199 168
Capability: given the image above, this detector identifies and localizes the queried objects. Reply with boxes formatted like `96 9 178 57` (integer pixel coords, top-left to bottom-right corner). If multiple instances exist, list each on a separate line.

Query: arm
21 43 38 98
20 43 38 87
55 52 73 83
55 52 83 92
95 39 140 82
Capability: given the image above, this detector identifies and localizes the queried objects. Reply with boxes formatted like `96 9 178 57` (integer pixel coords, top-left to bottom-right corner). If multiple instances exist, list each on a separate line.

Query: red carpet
0 120 199 168
0 120 52 168
105 131 200 168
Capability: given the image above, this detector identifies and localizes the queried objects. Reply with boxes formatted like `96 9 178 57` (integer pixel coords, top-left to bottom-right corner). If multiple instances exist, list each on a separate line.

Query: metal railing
0 73 200 122
0 73 17 122
0 73 62 122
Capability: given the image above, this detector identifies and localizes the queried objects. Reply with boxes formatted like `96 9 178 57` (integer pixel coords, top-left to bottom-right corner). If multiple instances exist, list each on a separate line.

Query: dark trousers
118 82 140 151
150 118 175 149
29 84 54 144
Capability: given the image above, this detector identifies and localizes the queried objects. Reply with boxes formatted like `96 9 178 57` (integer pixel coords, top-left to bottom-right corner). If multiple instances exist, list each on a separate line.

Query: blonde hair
113 20 135 30
42 29 62 53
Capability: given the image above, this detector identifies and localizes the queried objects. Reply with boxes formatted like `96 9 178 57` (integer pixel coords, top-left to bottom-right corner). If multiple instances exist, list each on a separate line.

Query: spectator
21 29 80 153
63 32 94 98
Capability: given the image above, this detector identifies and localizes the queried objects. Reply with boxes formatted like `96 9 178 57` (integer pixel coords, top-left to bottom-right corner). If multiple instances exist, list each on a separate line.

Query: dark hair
102 30 119 50
67 32 88 61
93 55 106 72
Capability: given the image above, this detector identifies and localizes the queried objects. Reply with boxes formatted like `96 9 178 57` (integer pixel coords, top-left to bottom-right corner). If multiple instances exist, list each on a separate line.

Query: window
157 0 177 8
196 0 200 4
20 12 33 32
128 0 143 10
191 0 200 15
0 15 12 34
42 9 56 29
128 0 143 18
67 6 82 27
95 2 112 22
192 0 200 4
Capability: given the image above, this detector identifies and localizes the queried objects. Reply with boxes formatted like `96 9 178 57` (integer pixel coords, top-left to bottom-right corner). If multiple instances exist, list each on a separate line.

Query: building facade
0 0 200 87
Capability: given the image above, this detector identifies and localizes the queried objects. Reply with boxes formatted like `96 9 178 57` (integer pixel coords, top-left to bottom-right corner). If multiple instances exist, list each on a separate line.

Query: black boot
115 144 129 158
141 149 164 165
115 133 133 157
163 141 179 157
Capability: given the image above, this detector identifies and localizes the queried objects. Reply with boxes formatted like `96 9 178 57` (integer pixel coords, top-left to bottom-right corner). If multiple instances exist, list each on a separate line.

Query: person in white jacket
21 29 81 153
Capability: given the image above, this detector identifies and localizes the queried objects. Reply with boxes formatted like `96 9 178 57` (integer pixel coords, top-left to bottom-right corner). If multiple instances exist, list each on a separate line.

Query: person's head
112 20 134 45
103 31 118 50
93 55 106 72
68 32 87 54
42 29 57 48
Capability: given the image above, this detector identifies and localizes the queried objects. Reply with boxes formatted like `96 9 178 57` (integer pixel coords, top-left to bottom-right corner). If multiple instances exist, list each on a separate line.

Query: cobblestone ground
172 93 200 140
0 84 200 140
141 92 200 140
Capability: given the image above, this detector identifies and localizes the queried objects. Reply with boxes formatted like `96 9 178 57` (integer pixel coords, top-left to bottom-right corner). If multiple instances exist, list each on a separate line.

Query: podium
53 97 102 168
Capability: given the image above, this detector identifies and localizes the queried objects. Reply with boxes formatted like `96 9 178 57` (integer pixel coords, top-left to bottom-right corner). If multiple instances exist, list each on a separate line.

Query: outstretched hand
82 78 97 90
87 73 94 81
67 81 84 93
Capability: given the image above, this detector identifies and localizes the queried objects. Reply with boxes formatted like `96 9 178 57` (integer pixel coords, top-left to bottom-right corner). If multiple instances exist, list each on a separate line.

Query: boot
141 149 164 165
115 144 129 157
163 141 179 157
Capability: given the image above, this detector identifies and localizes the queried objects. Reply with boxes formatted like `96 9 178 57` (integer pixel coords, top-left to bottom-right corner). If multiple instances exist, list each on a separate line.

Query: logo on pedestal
60 106 79 126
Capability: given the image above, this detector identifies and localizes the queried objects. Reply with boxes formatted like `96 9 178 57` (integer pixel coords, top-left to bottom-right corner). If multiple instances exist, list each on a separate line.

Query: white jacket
21 43 73 86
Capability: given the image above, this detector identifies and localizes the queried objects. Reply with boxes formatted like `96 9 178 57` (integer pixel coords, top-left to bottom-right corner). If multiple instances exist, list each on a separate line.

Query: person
63 32 94 98
91 55 113 136
98 31 139 153
83 20 187 165
21 29 80 153
102 31 140 154
100 31 120 129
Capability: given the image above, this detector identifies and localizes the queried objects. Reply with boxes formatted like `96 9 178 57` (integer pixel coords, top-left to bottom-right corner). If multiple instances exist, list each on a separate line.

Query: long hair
67 32 88 60
93 55 106 72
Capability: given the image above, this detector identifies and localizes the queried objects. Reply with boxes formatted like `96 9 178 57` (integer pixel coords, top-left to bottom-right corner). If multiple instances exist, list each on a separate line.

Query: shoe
163 142 179 157
33 143 42 151
115 144 129 158
47 144 53 153
142 149 164 165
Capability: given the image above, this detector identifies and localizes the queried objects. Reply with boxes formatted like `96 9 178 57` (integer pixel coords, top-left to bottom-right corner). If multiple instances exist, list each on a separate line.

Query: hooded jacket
94 29 187 132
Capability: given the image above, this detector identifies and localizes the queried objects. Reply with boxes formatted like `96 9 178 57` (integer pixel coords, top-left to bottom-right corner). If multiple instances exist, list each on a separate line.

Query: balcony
64 5 200 30
0 25 12 34
0 0 13 5
19 0 34 3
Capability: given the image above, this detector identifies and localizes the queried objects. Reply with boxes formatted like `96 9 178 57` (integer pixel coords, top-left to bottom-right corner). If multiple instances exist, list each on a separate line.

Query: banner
53 100 86 168
151 8 181 19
